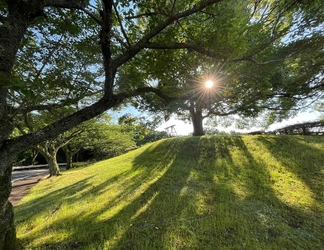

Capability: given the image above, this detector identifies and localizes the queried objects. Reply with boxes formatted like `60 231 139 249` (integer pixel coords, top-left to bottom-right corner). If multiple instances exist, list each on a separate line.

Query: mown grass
15 135 324 249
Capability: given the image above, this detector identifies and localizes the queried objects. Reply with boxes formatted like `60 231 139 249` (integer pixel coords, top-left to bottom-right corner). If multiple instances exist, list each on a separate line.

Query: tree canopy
122 0 324 134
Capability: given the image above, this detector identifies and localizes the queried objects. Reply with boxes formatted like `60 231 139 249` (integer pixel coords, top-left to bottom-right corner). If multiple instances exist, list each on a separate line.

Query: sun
205 80 214 88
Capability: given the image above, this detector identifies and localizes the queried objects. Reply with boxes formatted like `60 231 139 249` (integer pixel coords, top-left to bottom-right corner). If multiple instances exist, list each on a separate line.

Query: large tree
0 0 233 246
123 1 324 135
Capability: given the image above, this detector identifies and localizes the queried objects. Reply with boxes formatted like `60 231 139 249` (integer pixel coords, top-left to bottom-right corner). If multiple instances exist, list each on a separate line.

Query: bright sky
156 109 322 135
110 103 322 136
267 110 321 131
156 118 193 136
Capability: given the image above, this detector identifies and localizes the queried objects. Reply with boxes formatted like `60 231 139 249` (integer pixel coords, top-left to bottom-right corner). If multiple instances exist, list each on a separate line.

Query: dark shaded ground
10 174 48 206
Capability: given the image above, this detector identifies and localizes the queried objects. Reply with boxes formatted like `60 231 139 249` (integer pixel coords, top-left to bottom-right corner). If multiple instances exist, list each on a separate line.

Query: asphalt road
11 169 49 183
11 167 66 183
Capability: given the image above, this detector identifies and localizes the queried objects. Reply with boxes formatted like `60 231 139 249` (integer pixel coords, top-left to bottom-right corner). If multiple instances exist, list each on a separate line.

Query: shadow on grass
255 135 324 203
15 136 324 249
15 176 93 222
15 138 189 248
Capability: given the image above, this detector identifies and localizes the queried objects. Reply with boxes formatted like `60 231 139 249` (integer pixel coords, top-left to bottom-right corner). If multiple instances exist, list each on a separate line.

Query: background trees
118 113 168 146
15 114 138 172
79 119 136 161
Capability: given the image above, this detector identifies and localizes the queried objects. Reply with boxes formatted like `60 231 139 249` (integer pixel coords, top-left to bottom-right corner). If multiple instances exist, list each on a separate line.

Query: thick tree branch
115 86 177 103
5 84 175 154
5 97 110 154
112 0 223 70
44 0 85 9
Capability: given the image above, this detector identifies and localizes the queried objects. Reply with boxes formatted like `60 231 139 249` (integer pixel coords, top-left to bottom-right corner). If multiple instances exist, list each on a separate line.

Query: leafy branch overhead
112 0 324 134
2 0 230 150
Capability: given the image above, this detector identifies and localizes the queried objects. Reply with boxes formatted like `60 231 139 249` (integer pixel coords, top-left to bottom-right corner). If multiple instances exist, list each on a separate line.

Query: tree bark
190 107 205 136
63 146 73 170
46 155 61 176
0 3 31 248
0 151 19 250
37 143 61 176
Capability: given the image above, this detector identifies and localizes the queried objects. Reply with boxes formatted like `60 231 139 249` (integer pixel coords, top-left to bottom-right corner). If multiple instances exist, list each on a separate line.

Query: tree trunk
63 146 73 170
37 141 62 176
46 155 61 176
0 90 18 249
190 108 205 136
0 152 19 250
0 5 35 247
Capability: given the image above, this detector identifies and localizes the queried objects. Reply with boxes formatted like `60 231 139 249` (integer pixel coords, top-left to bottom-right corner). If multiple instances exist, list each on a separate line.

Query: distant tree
61 115 114 170
15 109 85 175
83 122 136 160
118 114 149 144
137 130 168 146
314 102 324 120
118 114 168 146
35 133 78 176
16 112 135 173
14 148 39 166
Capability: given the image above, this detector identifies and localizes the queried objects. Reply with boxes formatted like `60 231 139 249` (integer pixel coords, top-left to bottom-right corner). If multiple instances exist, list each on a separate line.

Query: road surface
11 167 66 183
11 169 49 183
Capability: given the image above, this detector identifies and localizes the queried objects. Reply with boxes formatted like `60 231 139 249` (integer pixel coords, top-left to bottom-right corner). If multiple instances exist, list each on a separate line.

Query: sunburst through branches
183 66 227 109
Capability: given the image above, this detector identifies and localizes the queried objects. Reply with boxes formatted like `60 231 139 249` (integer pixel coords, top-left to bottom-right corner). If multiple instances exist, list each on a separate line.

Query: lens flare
205 80 214 88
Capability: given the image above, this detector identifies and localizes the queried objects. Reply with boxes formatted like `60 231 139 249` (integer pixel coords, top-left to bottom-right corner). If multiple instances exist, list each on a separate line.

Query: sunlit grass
15 135 324 249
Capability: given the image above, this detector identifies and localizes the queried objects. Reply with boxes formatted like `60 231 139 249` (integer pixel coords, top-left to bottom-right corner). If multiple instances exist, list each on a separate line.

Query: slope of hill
15 135 324 249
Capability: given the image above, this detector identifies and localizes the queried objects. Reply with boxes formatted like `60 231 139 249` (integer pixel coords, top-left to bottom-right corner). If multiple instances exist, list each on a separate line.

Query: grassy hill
15 135 324 249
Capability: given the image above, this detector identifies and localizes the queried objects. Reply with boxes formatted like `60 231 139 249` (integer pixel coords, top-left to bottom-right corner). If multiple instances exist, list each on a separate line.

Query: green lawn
15 135 324 249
